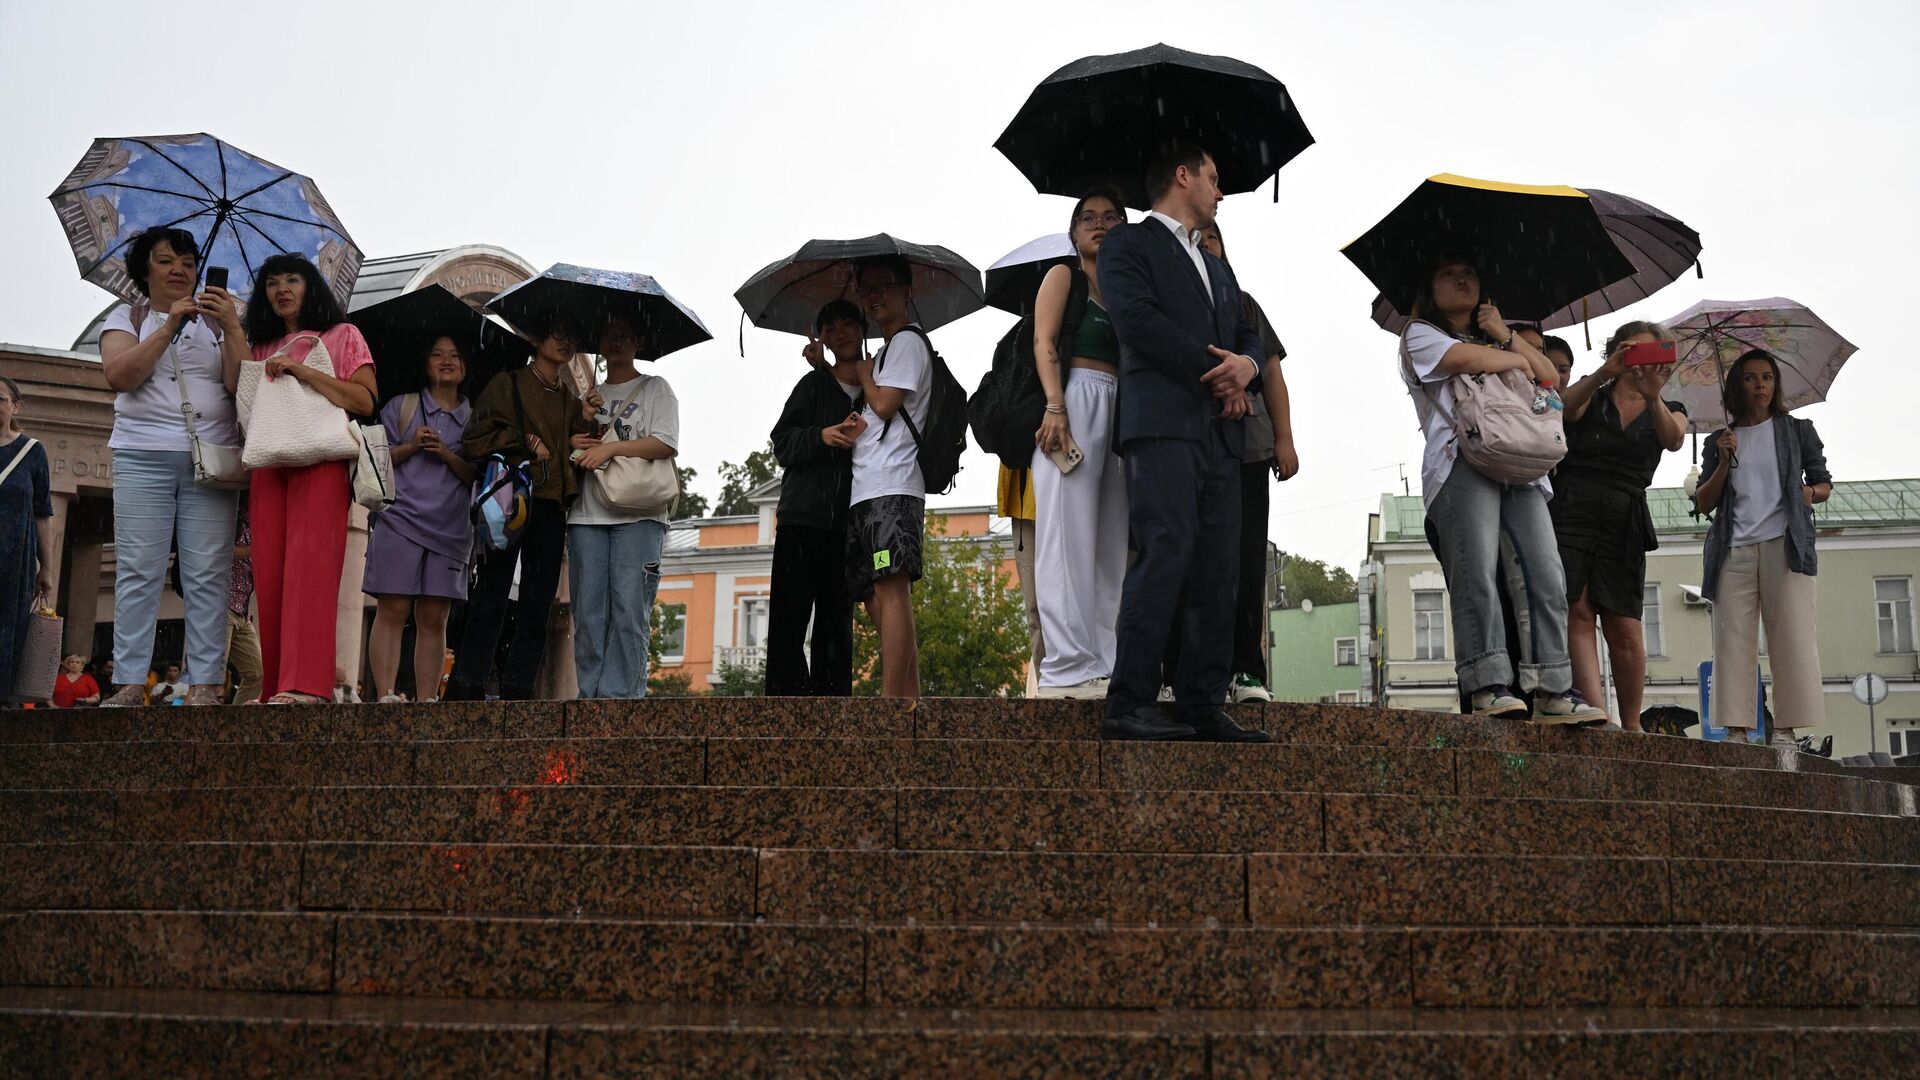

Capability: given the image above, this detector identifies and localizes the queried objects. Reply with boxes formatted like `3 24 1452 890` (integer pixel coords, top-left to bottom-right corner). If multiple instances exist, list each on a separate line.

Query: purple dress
362 393 473 600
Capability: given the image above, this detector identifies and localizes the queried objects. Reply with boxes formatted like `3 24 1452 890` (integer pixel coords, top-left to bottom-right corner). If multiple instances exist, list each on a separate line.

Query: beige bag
239 333 360 469
594 376 679 515
10 596 61 706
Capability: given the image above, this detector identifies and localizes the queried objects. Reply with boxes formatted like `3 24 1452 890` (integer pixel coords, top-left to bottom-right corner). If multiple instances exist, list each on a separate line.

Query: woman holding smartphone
1029 185 1128 699
1691 349 1831 748
1552 321 1688 732
95 226 248 707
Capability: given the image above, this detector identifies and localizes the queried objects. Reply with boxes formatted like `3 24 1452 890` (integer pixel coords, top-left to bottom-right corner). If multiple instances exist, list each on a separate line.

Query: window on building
738 596 769 649
1642 583 1665 657
1878 577 1916 654
1888 728 1911 758
1413 591 1446 660
1334 637 1358 666
657 603 687 661
1335 690 1361 703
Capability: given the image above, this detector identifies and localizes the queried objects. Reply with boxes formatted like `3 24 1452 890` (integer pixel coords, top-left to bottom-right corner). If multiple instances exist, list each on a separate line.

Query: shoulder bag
593 376 680 515
239 333 362 470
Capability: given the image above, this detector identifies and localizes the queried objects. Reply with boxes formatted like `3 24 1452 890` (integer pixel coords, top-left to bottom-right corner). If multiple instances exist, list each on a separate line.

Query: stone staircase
1 697 1917 1078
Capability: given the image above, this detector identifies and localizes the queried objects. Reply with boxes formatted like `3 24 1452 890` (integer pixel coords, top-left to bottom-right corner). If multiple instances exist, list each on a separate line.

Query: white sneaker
1230 674 1273 704
1467 688 1527 719
1035 678 1108 700
377 693 407 704
1157 686 1175 703
1533 690 1609 727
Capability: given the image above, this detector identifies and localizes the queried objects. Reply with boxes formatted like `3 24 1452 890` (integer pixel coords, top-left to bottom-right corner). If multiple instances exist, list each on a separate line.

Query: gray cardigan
1697 415 1831 601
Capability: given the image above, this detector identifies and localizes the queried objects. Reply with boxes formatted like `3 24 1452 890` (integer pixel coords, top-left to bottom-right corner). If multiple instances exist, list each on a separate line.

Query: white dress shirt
1148 210 1211 299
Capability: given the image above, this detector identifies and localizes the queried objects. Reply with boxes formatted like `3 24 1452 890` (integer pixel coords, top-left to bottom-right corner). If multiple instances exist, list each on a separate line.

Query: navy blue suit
1097 218 1265 717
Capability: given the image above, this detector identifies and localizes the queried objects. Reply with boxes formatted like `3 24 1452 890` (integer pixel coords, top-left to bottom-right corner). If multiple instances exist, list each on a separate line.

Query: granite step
6 989 1916 1080
5 910 1920 1010
4 839 1918 929
3 736 1908 814
3 698 1862 777
5 785 1917 866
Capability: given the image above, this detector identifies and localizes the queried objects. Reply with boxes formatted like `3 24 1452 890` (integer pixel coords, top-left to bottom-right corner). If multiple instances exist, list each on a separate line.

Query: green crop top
1068 300 1118 363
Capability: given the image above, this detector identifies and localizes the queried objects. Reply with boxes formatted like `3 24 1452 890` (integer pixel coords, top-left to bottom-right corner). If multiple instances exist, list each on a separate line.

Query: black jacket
1097 219 1264 452
769 367 861 531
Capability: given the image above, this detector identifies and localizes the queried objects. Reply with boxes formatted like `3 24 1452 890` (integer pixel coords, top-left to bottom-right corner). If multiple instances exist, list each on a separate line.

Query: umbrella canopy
48 133 361 306
347 284 533 404
994 43 1314 209
1366 187 1702 337
1658 297 1856 432
1342 174 1636 324
486 264 711 361
1536 189 1702 330
984 233 1076 315
734 233 986 338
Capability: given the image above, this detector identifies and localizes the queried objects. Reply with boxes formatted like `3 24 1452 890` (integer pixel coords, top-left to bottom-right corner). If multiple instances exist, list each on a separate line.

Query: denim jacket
1698 415 1831 601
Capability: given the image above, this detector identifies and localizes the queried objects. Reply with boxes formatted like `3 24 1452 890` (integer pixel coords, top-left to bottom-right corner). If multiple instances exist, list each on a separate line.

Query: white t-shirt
100 305 241 453
1402 321 1550 506
850 327 933 504
1728 417 1787 547
569 372 681 526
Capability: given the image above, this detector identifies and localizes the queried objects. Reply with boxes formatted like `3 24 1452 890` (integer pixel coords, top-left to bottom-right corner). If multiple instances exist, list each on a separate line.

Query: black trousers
765 523 854 696
1164 459 1272 685
447 497 566 701
1109 431 1241 717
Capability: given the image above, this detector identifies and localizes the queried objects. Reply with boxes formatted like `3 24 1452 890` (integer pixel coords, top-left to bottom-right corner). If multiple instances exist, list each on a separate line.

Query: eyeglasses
1075 211 1124 228
852 280 906 298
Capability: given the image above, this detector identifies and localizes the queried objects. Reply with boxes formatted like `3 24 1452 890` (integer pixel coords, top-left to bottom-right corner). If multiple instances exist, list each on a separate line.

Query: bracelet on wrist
1044 403 1066 414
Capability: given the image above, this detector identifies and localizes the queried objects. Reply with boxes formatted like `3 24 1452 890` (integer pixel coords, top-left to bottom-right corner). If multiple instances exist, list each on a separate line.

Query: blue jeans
568 518 666 699
111 449 238 687
1425 464 1571 697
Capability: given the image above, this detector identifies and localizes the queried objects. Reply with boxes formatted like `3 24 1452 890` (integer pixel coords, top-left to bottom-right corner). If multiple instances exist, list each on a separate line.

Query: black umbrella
486 264 711 361
1342 173 1637 324
1640 704 1699 737
348 284 532 404
734 233 986 342
994 43 1314 209
1364 187 1703 342
984 233 1076 316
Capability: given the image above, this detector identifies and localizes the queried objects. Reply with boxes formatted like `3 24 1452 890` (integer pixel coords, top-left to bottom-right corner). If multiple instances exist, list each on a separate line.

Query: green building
1267 600 1367 704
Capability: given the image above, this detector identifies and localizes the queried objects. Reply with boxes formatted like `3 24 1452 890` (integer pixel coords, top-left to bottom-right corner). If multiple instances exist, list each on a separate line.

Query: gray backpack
1402 328 1566 486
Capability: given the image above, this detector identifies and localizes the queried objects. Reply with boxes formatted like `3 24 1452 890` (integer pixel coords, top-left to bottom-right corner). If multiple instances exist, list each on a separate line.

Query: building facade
1266 599 1367 703
1363 482 1920 759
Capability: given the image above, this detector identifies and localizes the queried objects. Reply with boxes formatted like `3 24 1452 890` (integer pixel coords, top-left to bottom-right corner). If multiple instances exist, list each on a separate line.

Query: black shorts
846 494 925 600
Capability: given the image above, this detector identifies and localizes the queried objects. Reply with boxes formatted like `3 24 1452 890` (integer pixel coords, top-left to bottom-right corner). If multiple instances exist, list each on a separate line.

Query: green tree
1278 552 1358 609
851 514 1029 697
712 443 779 517
672 464 709 520
711 659 766 697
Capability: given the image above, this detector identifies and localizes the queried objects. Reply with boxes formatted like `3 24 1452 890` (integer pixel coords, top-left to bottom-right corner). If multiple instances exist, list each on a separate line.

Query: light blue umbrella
49 132 362 305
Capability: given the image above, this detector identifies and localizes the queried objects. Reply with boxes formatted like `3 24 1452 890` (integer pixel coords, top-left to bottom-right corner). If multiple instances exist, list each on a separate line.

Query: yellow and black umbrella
1342 174 1635 323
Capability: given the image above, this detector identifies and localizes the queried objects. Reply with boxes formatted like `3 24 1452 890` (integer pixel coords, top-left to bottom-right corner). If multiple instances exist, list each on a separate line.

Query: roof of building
1375 478 1920 545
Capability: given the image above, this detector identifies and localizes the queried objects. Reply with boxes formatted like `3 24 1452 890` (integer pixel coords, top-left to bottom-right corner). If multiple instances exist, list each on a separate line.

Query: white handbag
239 333 361 469
594 376 679 515
129 305 246 490
350 420 396 512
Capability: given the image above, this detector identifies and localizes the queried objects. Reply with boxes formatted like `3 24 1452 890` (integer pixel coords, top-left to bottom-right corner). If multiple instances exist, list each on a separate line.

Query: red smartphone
1622 341 1677 366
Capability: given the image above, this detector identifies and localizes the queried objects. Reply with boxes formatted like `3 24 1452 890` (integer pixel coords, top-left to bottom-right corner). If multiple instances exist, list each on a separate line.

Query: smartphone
1047 439 1083 475
1622 341 1677 366
204 266 229 292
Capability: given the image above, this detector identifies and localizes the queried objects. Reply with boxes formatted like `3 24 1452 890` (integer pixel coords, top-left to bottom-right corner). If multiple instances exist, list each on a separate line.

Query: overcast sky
3 0 1914 570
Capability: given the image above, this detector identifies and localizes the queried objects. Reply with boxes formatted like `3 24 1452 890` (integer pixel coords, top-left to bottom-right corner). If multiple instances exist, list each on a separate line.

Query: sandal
184 685 225 707
266 691 329 706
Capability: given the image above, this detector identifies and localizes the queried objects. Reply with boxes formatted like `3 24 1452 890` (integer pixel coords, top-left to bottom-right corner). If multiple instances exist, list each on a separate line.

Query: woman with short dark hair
96 226 247 707
1691 349 1831 747
242 254 378 704
1552 321 1688 731
1 375 54 706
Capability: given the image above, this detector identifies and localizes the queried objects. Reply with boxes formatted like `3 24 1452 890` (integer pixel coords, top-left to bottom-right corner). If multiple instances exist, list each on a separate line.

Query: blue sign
1698 660 1767 742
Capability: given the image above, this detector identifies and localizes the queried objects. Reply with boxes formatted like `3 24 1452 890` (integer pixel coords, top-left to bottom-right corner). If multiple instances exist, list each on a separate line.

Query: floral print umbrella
1659 297 1856 432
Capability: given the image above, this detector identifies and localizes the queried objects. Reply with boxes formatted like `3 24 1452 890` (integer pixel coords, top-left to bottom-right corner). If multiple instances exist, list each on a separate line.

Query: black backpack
966 267 1089 470
877 326 969 494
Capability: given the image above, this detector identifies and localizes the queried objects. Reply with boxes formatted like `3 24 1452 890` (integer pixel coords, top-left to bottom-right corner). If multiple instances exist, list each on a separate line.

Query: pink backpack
1402 330 1566 486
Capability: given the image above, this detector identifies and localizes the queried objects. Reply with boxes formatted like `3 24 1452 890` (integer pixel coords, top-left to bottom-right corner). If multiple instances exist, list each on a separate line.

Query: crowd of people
0 144 1833 747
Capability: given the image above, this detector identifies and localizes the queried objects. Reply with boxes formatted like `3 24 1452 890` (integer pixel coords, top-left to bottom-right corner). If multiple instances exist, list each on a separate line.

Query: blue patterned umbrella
486 264 712 361
48 132 362 305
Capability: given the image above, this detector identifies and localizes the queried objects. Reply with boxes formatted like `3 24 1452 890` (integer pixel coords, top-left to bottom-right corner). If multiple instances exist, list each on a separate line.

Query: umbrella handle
737 310 747 358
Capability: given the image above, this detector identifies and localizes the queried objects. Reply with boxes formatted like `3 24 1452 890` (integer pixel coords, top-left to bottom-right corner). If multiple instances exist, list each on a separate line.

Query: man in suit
1098 142 1272 743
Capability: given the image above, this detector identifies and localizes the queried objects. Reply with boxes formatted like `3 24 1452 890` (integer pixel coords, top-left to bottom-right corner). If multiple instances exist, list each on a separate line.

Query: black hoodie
769 366 863 532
